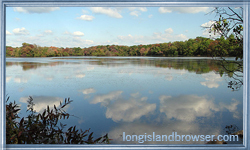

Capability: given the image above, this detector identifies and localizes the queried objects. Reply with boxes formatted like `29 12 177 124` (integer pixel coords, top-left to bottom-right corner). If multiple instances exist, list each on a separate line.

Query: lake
6 56 243 144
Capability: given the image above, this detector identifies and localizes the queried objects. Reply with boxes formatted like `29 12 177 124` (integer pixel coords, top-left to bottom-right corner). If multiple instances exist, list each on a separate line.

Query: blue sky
6 7 219 48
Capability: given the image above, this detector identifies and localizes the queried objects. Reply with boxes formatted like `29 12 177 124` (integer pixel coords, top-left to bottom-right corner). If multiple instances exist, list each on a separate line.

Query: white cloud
64 31 71 35
117 34 146 45
201 21 221 38
64 31 84 37
72 37 94 45
201 20 215 28
175 34 188 40
153 32 188 42
6 30 12 35
148 14 153 18
80 88 96 95
13 27 29 35
72 31 84 36
159 7 210 14
13 7 60 14
200 72 223 88
138 7 147 12
90 7 122 18
44 30 53 34
76 15 95 21
128 7 147 17
165 28 173 34
128 7 147 12
130 11 140 17
38 30 53 37
50 36 94 47
158 7 172 13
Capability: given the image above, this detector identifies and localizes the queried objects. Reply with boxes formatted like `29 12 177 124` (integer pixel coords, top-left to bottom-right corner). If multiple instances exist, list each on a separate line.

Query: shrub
6 96 110 144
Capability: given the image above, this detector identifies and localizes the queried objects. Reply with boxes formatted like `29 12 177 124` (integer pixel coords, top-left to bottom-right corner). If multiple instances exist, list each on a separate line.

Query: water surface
6 57 243 144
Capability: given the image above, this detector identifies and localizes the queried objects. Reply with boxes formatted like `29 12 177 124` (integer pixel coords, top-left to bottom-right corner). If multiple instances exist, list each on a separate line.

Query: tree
206 7 243 91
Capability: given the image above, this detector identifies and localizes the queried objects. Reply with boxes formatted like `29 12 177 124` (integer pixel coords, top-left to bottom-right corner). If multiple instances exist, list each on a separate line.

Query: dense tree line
6 35 241 58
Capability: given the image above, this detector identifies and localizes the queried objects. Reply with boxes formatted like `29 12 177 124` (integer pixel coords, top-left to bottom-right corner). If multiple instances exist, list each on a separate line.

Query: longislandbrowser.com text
122 132 239 144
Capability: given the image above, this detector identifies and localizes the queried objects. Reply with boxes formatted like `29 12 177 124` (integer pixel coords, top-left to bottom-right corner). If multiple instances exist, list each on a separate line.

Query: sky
6 7 219 48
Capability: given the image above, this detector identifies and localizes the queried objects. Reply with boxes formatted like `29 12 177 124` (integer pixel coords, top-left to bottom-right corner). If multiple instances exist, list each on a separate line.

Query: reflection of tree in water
206 124 243 144
224 124 243 141
6 61 67 71
217 59 243 91
6 58 239 78
7 57 243 91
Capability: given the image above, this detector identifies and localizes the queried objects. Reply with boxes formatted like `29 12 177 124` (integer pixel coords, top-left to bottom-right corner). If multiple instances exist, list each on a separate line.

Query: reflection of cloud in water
106 97 155 122
219 99 241 119
130 92 140 98
19 96 64 113
14 76 29 83
108 120 221 144
75 74 85 78
87 66 94 71
6 76 12 83
91 91 123 105
80 88 96 95
90 91 155 122
159 95 241 121
78 117 85 124
18 88 24 92
119 69 133 75
159 95 219 122
46 77 53 81
165 75 173 81
155 69 186 80
118 68 187 77
200 72 222 88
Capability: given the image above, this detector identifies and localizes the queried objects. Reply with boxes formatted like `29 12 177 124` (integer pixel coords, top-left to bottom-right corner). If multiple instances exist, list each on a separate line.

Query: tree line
6 35 241 58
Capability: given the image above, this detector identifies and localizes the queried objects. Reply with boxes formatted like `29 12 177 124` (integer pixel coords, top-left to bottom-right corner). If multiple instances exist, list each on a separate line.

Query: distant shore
6 36 241 58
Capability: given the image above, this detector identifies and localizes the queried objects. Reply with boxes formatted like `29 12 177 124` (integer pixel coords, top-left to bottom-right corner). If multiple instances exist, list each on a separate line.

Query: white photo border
1 0 249 149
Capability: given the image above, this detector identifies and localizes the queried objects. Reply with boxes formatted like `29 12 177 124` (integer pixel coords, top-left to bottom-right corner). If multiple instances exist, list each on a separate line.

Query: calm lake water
6 56 243 144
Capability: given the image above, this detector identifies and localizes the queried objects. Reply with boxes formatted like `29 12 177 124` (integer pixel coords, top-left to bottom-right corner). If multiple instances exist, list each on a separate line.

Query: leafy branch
6 96 110 144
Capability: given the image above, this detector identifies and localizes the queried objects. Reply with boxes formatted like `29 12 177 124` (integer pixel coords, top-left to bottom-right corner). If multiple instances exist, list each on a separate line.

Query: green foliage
6 35 241 58
6 96 110 144
207 7 243 60
206 7 243 91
